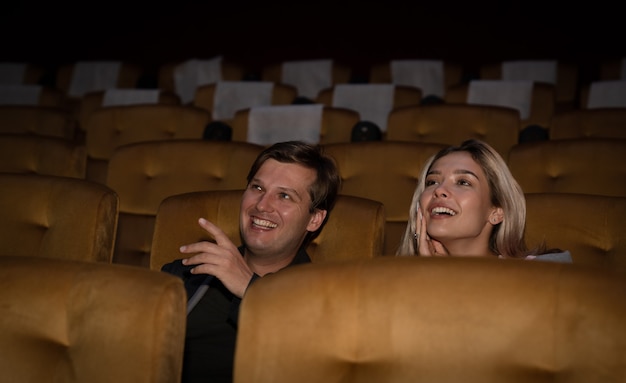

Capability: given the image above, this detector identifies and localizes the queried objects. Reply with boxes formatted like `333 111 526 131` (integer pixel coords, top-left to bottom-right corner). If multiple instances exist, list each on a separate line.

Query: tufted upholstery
83 104 211 184
525 192 626 274
235 256 626 383
150 191 385 270
230 106 360 145
0 255 186 383
323 141 447 255
0 173 118 263
106 140 263 267
0 105 77 140
0 133 86 178
386 103 521 159
77 89 181 135
508 138 626 197
549 108 626 140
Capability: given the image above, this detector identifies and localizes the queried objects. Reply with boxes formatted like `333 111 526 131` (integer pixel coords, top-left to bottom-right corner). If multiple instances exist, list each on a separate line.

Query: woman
396 139 571 262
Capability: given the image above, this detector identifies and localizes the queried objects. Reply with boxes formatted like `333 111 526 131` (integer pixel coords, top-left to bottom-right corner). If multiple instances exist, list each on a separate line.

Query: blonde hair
396 139 528 258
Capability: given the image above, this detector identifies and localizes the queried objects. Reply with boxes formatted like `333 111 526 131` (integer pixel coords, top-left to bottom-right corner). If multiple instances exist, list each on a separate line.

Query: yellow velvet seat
0 173 118 263
386 103 521 159
0 255 186 383
106 139 264 267
323 141 448 255
77 88 181 135
525 192 626 274
83 104 211 184
235 256 626 383
508 138 626 197
150 190 385 270
550 108 626 140
0 133 86 178
446 81 556 131
0 105 77 140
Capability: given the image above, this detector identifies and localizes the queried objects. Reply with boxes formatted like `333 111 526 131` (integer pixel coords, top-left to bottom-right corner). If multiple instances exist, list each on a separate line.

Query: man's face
240 159 326 259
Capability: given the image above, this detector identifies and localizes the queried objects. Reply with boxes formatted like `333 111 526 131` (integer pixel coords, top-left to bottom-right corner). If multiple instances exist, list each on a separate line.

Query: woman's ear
489 207 504 225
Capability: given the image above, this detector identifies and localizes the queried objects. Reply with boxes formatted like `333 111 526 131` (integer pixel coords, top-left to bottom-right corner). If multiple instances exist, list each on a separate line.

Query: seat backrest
230 105 360 145
0 173 118 262
479 60 579 111
315 84 422 133
235 256 626 383
446 81 556 130
55 61 144 98
158 58 246 102
150 191 385 271
77 89 181 133
0 133 86 178
0 105 76 140
83 104 211 184
0 84 68 108
525 192 626 273
106 140 263 267
261 59 352 101
193 81 297 124
0 255 186 383
386 103 521 159
508 138 626 197
550 108 626 140
368 59 465 97
323 141 447 254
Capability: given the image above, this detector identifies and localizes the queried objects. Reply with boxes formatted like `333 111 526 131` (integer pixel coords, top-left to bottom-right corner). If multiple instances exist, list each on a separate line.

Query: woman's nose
433 183 448 198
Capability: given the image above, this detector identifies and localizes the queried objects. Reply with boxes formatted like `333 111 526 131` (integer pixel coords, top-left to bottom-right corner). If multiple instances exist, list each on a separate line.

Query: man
161 140 341 383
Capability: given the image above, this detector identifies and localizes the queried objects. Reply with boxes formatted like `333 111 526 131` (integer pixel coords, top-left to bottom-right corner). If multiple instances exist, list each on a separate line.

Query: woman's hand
417 206 448 256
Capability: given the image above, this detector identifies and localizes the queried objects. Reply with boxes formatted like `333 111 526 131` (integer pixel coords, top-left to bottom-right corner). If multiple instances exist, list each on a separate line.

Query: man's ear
489 207 504 225
307 209 327 232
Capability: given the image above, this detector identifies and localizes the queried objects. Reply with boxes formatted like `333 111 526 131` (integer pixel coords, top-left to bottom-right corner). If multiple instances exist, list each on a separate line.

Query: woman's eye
457 179 471 186
425 179 437 186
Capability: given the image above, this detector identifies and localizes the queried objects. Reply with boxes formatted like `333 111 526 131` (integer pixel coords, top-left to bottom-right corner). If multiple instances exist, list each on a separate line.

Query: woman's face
418 151 502 254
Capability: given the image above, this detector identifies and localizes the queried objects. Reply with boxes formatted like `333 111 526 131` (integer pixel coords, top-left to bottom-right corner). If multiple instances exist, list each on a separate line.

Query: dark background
2 1 624 84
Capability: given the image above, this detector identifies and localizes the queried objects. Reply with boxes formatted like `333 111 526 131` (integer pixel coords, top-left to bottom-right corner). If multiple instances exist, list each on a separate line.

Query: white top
174 57 223 104
281 59 332 100
501 60 557 84
102 89 160 106
247 104 323 145
0 84 41 105
68 61 121 97
212 81 274 120
331 84 394 132
391 59 445 98
467 80 533 120
587 80 626 108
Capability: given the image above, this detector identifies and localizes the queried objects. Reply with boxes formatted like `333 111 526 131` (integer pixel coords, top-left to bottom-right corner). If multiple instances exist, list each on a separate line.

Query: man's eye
279 193 291 200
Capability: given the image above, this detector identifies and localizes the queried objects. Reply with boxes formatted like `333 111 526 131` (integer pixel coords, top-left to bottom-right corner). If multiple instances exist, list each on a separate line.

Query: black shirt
161 246 311 383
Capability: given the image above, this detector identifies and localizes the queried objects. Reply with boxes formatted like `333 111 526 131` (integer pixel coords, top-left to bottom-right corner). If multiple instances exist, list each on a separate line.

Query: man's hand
180 218 254 298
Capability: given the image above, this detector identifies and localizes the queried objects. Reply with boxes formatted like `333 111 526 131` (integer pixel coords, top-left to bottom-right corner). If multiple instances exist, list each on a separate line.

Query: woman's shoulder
525 250 573 264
